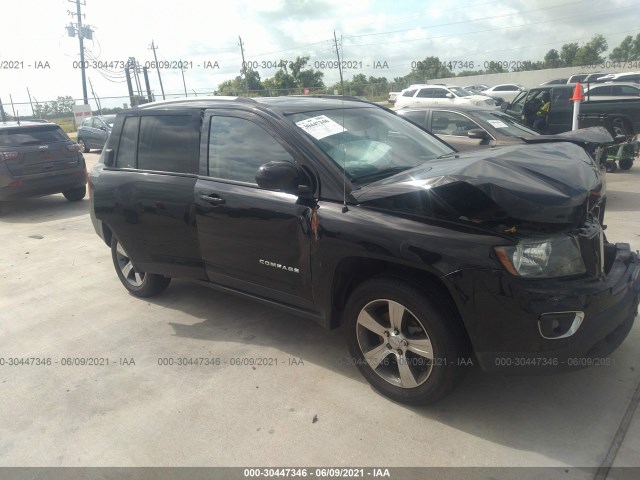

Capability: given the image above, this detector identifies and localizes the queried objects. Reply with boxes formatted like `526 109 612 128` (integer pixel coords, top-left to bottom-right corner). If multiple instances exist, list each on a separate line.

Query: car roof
130 95 381 116
397 105 502 113
584 82 640 90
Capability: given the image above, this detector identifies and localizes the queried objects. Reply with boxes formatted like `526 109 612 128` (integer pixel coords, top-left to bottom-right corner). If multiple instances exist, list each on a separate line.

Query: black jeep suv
89 96 640 405
1 121 87 212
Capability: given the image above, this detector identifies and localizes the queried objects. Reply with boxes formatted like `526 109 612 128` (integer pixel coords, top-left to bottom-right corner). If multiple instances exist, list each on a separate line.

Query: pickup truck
501 84 640 136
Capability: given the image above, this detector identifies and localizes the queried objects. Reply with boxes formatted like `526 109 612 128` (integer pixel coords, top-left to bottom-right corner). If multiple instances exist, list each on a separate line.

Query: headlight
495 236 586 278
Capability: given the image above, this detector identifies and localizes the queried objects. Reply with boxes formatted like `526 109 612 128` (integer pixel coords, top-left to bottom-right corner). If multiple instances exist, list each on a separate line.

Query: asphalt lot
0 152 639 477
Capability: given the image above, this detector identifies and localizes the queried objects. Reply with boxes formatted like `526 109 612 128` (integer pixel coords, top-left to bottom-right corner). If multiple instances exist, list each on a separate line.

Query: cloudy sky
1 0 637 112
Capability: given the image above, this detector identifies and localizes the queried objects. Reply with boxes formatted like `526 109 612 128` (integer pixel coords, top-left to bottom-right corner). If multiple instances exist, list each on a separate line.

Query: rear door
194 109 315 309
93 110 205 279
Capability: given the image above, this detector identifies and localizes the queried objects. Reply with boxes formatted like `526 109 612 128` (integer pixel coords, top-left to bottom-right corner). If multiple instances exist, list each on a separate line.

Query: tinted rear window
0 125 68 147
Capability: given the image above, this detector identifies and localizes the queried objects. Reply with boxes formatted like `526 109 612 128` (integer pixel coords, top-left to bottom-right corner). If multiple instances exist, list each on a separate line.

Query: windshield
103 116 116 128
449 86 471 97
474 111 539 137
289 107 454 184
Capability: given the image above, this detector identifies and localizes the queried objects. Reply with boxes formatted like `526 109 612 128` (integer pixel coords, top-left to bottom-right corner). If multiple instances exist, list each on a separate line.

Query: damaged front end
354 140 639 370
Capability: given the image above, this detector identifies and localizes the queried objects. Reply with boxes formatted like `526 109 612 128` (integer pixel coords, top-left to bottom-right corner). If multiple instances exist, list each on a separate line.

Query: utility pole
0 98 6 122
238 36 247 93
67 0 90 104
142 67 153 103
128 57 143 97
88 77 102 114
149 40 165 100
26 88 35 117
125 68 135 107
333 30 344 90
180 64 188 97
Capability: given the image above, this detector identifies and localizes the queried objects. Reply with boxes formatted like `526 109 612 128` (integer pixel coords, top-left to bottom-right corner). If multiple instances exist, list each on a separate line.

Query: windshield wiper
351 166 412 184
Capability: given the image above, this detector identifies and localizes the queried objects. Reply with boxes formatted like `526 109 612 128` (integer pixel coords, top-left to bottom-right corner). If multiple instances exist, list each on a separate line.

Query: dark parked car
1 121 87 213
396 106 540 151
89 97 639 405
77 115 115 152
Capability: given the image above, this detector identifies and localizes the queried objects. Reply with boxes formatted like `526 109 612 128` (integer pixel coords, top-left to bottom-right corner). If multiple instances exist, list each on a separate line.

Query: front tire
63 186 86 201
110 236 171 297
344 277 471 405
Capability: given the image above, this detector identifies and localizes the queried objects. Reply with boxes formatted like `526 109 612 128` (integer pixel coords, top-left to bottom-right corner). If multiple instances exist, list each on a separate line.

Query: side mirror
500 103 509 111
103 148 115 166
468 128 489 139
445 93 454 98
256 161 309 195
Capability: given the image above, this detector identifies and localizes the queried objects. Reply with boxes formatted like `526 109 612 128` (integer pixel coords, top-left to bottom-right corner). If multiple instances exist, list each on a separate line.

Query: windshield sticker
487 120 509 128
295 115 346 139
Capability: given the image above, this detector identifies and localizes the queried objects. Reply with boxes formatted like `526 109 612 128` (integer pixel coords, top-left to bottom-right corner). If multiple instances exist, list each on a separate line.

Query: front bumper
446 242 640 373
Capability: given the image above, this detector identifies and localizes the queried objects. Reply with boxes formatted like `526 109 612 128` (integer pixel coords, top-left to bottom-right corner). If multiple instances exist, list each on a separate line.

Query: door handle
199 194 226 206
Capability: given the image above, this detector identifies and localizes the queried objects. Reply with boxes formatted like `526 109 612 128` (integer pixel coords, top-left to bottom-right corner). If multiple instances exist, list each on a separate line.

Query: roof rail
136 96 258 109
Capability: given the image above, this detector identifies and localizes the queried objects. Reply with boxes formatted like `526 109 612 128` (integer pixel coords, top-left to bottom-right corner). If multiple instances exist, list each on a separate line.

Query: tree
33 96 76 119
328 74 389 97
543 49 562 68
262 56 324 95
560 42 579 67
398 56 453 85
609 33 640 61
217 68 264 95
574 34 608 66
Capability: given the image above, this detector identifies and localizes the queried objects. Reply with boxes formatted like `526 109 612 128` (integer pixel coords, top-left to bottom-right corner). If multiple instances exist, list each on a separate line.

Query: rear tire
344 277 471 405
63 186 86 201
110 236 171 297
78 138 90 153
619 159 633 171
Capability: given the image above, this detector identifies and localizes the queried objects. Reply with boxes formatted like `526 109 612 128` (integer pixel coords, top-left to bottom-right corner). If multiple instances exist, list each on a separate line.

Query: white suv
394 84 496 109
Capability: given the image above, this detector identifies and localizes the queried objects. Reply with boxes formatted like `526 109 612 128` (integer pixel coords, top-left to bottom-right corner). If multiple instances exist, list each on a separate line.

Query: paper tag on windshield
295 115 346 139
487 120 508 128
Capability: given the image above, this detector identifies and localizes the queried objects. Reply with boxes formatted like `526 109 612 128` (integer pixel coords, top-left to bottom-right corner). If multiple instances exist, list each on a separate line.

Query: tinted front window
475 111 539 137
137 115 198 174
448 87 470 97
398 110 427 127
208 116 294 184
431 112 481 136
0 125 68 146
290 107 453 184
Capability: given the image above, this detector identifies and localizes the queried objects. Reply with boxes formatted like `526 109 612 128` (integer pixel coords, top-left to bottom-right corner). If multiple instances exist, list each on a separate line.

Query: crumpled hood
521 126 613 145
353 142 603 230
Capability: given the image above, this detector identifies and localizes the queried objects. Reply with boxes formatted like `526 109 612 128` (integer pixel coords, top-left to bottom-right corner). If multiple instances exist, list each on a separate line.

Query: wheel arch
329 256 468 335
101 222 113 248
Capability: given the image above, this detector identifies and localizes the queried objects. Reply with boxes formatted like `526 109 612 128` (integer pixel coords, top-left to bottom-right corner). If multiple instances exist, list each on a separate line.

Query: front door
194 110 315 310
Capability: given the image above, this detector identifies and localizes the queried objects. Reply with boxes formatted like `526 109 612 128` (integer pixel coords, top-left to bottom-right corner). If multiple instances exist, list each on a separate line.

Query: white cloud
1 0 638 111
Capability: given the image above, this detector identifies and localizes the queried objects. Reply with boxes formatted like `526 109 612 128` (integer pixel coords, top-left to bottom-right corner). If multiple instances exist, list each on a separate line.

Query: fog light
538 312 584 339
